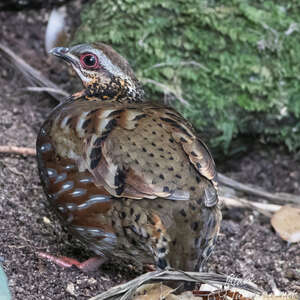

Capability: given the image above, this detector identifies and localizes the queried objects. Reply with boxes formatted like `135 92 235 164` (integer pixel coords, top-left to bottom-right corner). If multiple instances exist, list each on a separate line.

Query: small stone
88 278 98 284
43 216 51 224
66 282 77 296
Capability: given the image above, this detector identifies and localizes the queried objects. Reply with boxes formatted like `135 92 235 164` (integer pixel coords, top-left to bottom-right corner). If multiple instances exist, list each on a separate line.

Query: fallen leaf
271 205 300 243
133 283 211 300
133 283 175 300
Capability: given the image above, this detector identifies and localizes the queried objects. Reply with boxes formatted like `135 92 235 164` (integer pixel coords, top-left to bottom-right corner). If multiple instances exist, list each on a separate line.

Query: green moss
74 0 300 154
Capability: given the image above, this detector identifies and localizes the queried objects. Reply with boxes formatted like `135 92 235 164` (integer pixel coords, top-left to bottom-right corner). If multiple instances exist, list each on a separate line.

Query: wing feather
81 103 218 206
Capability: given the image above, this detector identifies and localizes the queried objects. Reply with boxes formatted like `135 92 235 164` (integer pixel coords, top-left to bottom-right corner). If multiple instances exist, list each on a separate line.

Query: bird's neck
71 77 144 103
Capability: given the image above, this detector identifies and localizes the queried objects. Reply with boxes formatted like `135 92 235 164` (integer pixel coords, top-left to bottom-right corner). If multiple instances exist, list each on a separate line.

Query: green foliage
74 0 300 154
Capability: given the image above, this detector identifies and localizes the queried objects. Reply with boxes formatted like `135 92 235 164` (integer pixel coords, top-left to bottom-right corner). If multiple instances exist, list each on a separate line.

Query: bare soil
0 4 299 299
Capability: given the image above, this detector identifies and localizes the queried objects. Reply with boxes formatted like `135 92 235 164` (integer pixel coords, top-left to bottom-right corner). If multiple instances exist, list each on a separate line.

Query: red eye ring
80 53 99 69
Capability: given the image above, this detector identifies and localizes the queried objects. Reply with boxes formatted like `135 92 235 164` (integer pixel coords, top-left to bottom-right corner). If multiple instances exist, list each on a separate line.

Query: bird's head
50 43 144 102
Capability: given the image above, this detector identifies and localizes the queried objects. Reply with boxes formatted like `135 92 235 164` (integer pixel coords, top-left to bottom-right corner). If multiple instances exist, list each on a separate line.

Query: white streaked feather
76 111 90 136
97 118 112 133
100 109 117 119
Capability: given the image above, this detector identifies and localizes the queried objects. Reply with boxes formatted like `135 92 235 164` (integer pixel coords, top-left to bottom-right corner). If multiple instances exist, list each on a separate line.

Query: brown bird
36 43 221 272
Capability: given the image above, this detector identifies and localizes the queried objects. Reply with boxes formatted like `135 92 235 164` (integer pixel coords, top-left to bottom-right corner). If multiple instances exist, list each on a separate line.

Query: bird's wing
74 102 218 206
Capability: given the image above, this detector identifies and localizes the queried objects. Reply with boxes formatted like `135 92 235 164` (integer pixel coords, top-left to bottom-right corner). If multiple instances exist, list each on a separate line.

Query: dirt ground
0 3 299 300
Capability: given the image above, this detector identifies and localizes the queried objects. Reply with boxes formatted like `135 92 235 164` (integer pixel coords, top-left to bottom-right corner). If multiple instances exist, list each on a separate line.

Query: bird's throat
71 77 144 103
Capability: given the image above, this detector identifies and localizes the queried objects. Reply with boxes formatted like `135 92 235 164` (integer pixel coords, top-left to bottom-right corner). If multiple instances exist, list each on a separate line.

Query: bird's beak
49 47 76 65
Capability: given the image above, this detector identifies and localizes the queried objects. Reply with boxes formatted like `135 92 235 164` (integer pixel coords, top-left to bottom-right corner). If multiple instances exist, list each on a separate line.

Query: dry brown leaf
132 283 175 300
132 283 203 300
271 205 300 242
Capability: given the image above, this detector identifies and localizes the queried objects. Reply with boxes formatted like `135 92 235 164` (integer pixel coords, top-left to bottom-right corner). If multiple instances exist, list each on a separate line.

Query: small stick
220 196 281 217
0 43 67 102
0 146 36 156
23 86 69 97
218 173 300 205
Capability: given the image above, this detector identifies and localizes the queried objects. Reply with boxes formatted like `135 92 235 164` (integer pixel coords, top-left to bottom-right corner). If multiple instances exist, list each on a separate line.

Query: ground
0 4 299 300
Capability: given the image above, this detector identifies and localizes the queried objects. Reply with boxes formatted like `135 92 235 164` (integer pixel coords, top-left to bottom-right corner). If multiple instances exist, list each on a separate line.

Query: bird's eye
80 53 99 69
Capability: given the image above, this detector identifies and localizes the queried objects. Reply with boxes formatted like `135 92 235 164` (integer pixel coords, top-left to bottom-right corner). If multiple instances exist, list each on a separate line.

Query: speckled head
50 43 144 102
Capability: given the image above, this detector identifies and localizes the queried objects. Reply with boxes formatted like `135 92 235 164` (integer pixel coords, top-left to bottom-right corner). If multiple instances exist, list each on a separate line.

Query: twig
218 173 300 205
0 43 68 102
89 270 263 300
220 196 281 217
23 86 69 97
141 78 190 106
0 146 36 156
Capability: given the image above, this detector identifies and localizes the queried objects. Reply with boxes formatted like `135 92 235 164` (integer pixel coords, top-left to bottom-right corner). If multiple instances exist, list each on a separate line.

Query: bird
36 42 222 273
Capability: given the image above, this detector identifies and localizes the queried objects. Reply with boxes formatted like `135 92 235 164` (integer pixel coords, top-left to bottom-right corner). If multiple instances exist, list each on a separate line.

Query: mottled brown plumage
36 43 221 272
